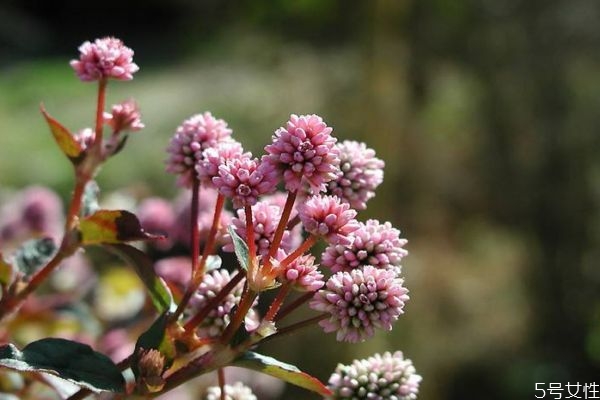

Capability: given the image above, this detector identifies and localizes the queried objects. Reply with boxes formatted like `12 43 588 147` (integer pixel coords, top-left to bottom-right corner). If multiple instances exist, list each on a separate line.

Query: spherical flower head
223 200 296 258
310 265 409 343
298 195 360 246
70 37 139 81
327 140 384 210
212 156 279 209
278 253 325 292
189 269 258 338
327 351 422 400
322 219 408 274
104 99 144 133
205 382 257 400
196 140 247 187
264 114 340 192
166 112 233 187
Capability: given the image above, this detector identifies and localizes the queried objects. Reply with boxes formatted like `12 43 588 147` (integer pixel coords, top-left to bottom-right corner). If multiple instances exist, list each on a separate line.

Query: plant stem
220 286 257 344
259 313 328 346
275 292 314 322
265 191 297 268
263 282 291 322
218 368 226 400
244 205 256 259
184 271 244 331
172 178 201 321
93 78 107 158
278 235 318 269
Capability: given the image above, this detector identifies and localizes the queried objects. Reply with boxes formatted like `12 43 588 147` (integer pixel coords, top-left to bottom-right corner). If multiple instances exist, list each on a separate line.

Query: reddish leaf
80 210 165 245
40 105 84 162
233 351 332 396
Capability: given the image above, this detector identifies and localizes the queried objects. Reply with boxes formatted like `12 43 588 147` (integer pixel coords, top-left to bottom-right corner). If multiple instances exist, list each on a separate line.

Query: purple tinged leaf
80 209 165 245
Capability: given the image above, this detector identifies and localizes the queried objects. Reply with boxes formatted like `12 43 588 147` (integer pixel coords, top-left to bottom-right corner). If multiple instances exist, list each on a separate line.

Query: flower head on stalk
70 37 139 81
263 114 340 193
310 265 409 343
223 200 299 258
322 219 408 274
196 140 247 187
104 99 144 133
212 156 279 209
205 382 257 400
327 351 421 400
298 195 360 246
278 253 324 292
188 269 258 338
166 112 233 187
327 140 384 210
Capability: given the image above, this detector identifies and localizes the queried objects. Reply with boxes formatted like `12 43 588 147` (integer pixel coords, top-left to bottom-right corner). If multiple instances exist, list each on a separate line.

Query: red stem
263 282 291 322
172 178 201 321
244 205 256 259
184 271 244 331
278 235 318 269
93 78 107 158
258 313 328 346
218 368 226 400
265 191 297 267
220 286 257 344
275 291 314 322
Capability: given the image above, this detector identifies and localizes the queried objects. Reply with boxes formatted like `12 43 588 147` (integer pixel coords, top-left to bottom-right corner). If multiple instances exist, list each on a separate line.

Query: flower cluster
0 37 422 400
327 351 422 400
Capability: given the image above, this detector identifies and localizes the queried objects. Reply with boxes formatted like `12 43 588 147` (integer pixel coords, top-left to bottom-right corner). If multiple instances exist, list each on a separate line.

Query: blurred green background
2 0 600 398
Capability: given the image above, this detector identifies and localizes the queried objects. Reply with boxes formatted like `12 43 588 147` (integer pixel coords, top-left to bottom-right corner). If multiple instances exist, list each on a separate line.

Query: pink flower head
322 219 408 274
327 140 384 210
278 253 324 292
104 99 144 133
298 195 359 246
70 37 139 81
223 200 297 258
327 351 422 400
310 265 409 343
196 140 247 187
166 112 233 187
189 269 259 338
263 114 340 192
212 156 279 209
205 382 257 400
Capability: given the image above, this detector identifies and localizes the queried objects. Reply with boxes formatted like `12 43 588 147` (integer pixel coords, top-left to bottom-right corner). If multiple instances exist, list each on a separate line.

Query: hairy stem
263 282 291 322
265 191 297 268
259 313 328 346
220 286 257 344
218 367 226 400
278 235 318 269
275 292 314 322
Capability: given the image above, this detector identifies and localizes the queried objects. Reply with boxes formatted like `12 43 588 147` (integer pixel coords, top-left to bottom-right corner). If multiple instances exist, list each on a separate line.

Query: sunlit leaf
0 338 125 393
228 226 249 271
40 106 84 162
233 351 332 396
80 209 164 245
106 244 176 313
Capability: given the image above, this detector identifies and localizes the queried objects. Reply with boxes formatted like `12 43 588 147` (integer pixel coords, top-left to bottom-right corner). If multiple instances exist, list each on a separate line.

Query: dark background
1 0 600 398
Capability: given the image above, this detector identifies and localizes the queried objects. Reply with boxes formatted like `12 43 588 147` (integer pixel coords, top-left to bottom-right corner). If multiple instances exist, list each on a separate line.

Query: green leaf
227 225 250 271
233 351 332 396
80 209 165 245
40 106 84 162
0 338 125 393
132 312 175 379
14 238 56 276
105 243 176 313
